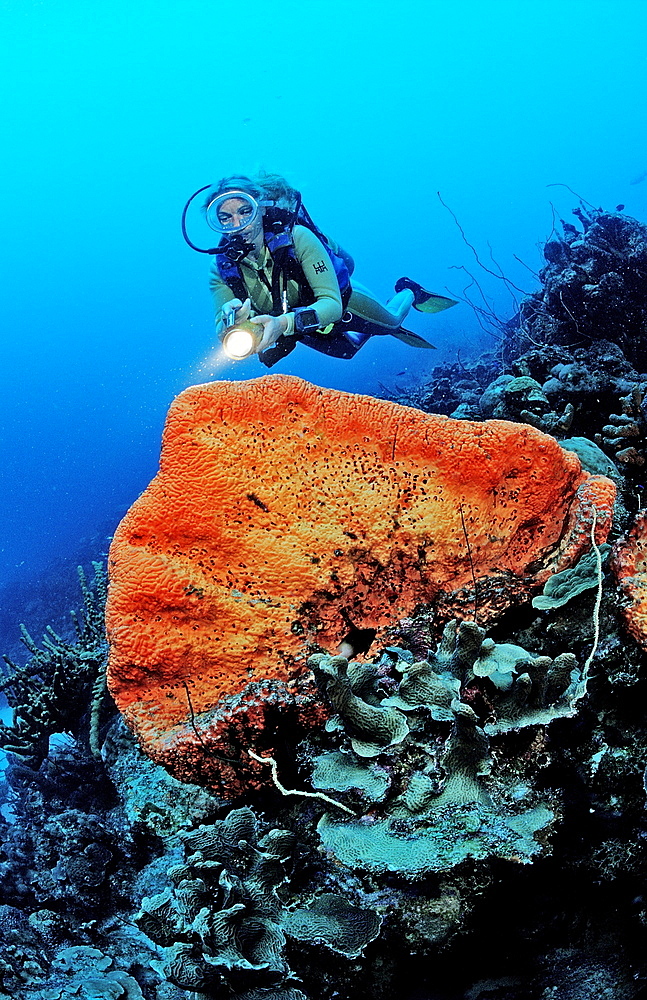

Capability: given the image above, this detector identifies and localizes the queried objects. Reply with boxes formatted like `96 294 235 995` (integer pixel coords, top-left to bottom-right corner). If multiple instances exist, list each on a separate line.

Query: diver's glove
216 297 252 339
249 313 289 352
249 308 324 351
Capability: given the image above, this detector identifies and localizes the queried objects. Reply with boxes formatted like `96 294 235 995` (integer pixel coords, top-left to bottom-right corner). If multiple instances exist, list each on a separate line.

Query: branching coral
0 563 108 768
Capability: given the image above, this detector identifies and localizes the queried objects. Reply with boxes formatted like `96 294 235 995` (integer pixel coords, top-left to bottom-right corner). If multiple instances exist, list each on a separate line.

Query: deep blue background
1 0 646 613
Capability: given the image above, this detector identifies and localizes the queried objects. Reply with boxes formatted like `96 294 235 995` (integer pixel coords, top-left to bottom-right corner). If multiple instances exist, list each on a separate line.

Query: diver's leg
299 327 367 359
349 281 414 329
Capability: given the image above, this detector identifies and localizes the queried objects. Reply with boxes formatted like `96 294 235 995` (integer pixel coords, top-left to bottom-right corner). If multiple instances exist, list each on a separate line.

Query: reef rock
106 375 614 792
518 208 647 367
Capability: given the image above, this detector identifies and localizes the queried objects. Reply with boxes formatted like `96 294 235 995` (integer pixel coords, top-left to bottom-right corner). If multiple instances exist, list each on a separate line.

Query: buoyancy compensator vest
215 202 354 315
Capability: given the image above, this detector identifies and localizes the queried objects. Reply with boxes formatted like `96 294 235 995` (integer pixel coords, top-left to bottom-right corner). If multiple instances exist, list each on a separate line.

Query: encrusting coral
105 375 614 793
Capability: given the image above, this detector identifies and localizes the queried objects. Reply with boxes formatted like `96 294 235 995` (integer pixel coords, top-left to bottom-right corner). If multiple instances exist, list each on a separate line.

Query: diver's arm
209 264 239 314
245 228 345 351
209 267 254 337
281 226 343 334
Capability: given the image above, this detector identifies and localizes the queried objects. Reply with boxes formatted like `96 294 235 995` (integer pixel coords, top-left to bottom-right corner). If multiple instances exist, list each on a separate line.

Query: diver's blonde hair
206 171 299 211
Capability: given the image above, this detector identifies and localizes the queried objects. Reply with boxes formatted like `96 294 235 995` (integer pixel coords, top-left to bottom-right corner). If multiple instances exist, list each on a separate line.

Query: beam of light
187 344 235 384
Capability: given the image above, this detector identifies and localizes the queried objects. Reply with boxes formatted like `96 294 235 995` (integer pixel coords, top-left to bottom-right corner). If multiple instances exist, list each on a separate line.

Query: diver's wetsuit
209 225 413 366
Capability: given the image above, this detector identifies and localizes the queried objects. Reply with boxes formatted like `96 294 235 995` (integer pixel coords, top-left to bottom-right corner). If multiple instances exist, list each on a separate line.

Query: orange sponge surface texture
106 375 615 790
612 508 647 650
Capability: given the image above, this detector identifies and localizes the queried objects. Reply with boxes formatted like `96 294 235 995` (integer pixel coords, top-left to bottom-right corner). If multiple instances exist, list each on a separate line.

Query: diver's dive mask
205 190 264 234
181 184 269 258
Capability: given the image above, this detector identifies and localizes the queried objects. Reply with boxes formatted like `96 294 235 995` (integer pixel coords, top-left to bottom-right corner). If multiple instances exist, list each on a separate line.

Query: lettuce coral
310 617 592 877
532 544 611 610
135 806 380 997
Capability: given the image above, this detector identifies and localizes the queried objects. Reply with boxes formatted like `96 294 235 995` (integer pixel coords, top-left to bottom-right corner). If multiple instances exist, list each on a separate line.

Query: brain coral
106 375 614 791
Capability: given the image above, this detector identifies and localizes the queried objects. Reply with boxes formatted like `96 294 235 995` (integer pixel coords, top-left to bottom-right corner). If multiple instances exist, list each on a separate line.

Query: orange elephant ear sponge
612 508 647 649
106 374 615 794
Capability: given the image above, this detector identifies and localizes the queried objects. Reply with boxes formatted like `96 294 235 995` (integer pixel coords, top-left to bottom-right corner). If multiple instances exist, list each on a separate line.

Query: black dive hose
181 183 254 262
181 184 218 253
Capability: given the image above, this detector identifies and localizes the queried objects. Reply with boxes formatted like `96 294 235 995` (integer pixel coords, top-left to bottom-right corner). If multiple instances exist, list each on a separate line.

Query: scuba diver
182 172 457 366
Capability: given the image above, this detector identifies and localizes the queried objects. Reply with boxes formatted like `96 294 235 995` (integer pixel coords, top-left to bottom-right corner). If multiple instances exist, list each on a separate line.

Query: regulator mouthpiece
222 321 261 360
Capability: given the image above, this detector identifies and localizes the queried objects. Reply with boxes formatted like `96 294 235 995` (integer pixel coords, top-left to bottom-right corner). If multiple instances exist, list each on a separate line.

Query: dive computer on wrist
294 307 320 336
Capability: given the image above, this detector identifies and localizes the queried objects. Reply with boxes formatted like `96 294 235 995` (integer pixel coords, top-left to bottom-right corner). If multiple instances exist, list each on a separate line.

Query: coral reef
518 207 647 368
1 494 646 999
0 733 162 998
388 204 647 481
6 202 647 1000
106 375 614 793
510 340 647 473
395 337 647 479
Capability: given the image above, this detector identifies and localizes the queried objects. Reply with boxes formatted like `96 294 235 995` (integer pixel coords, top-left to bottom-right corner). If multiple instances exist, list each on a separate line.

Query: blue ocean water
1 0 646 626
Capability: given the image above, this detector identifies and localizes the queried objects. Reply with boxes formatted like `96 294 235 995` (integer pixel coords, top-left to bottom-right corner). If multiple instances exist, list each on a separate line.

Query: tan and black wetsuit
209 225 413 365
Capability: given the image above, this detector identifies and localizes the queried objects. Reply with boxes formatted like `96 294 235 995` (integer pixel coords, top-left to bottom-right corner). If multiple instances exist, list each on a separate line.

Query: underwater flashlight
221 321 262 360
